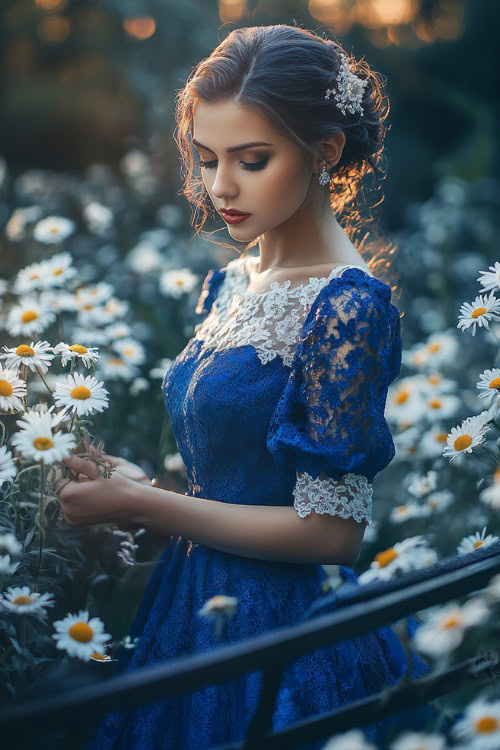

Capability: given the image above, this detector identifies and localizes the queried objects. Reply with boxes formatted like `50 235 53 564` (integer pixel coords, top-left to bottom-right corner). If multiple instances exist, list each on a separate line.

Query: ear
315 131 346 174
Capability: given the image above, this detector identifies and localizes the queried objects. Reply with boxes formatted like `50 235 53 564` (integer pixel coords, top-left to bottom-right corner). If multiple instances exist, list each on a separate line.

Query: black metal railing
2 541 500 748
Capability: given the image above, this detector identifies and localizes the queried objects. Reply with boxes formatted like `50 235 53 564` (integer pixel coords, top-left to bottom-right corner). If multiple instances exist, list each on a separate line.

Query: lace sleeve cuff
292 471 373 524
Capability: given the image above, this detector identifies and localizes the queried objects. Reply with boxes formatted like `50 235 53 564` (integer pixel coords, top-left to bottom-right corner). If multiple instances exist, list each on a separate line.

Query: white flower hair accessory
325 52 368 117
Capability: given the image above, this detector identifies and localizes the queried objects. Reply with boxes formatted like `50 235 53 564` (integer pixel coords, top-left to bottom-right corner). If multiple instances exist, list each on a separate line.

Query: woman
54 24 440 749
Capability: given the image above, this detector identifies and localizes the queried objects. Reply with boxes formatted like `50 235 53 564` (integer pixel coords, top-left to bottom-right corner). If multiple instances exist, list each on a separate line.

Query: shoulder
195 266 228 315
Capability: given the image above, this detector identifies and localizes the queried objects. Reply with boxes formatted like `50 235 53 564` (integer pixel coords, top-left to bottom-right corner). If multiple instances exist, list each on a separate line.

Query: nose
210 163 238 201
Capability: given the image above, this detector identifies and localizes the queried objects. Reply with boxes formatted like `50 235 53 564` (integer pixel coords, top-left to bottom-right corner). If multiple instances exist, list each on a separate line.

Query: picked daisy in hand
53 372 109 417
53 342 100 368
33 215 75 244
11 410 76 464
0 365 27 412
52 609 111 661
6 297 56 337
443 414 491 461
457 526 499 555
0 445 17 485
358 536 435 584
457 289 500 336
198 595 238 620
0 341 54 374
0 586 55 618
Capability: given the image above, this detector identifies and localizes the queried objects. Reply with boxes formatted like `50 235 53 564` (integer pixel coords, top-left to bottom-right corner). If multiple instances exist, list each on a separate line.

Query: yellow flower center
472 307 487 319
33 437 54 450
12 595 33 606
429 398 442 409
436 433 448 443
69 344 88 354
109 358 123 365
69 622 94 643
429 342 441 352
442 615 461 629
21 310 38 323
50 226 59 234
397 505 408 514
428 374 441 385
91 652 108 660
473 540 484 549
495 466 500 482
475 716 499 734
490 378 500 390
0 379 13 397
71 385 91 400
176 279 184 286
454 434 472 451
30 273 39 280
396 389 409 404
83 304 93 310
53 267 64 275
123 348 134 357
16 344 35 356
375 547 398 568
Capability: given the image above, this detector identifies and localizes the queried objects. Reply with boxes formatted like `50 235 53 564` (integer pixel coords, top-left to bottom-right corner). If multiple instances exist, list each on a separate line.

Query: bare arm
127 482 365 566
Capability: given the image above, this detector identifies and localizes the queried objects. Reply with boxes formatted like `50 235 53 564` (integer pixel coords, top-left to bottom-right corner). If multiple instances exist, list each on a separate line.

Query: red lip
220 209 251 216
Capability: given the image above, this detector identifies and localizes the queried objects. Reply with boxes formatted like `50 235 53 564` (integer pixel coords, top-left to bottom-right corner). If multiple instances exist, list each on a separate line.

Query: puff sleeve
266 268 402 524
195 268 227 316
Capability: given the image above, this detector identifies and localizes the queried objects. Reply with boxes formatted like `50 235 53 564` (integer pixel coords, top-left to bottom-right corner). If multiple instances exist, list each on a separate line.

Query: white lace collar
194 257 374 368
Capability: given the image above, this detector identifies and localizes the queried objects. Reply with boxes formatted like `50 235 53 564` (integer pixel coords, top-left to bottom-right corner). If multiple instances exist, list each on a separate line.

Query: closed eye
199 158 269 172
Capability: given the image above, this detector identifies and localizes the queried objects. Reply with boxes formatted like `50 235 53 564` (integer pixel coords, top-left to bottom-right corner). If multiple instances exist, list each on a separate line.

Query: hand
98 453 151 485
49 455 138 528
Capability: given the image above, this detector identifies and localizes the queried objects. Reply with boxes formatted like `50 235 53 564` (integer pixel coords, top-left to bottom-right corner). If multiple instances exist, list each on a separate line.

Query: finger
61 455 99 480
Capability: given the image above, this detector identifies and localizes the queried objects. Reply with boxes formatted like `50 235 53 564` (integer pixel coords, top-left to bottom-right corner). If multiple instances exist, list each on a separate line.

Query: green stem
33 459 46 591
35 366 53 395
472 448 497 469
481 445 500 465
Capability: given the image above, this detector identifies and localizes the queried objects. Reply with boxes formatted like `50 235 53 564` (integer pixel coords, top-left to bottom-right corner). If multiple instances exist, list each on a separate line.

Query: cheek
258 159 310 214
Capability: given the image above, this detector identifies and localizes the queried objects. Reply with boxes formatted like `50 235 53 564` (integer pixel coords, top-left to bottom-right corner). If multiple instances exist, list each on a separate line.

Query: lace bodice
194 256 375 368
163 256 402 528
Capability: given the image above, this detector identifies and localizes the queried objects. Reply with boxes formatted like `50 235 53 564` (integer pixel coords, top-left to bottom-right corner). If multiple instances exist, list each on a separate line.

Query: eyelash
198 158 269 172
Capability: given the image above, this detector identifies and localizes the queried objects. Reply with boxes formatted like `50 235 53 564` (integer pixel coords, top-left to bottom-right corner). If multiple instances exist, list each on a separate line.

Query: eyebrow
192 139 275 154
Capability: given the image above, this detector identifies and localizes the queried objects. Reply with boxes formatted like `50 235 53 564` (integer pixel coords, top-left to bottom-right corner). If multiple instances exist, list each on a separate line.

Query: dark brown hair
173 24 398 296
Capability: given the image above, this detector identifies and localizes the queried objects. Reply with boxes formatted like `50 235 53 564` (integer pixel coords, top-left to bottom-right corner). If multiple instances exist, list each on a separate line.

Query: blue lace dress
86 257 435 750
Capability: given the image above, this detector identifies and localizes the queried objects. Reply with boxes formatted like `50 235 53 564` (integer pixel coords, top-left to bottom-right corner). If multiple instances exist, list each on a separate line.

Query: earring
318 165 331 186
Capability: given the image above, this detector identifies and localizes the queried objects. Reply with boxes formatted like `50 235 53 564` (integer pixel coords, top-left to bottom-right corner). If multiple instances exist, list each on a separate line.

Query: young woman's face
192 99 315 241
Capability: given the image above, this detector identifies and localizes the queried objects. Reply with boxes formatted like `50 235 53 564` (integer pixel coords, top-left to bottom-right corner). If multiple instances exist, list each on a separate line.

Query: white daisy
11 410 76 464
97 354 139 381
413 598 489 657
74 281 114 306
0 445 17 485
443 414 491 461
53 372 109 417
478 262 500 293
407 470 437 498
129 377 150 396
322 729 376 750
52 609 111 661
5 206 43 241
420 425 451 458
82 201 113 236
71 326 110 346
358 536 433 584
390 731 446 750
0 554 19 574
484 572 500 602
52 342 100 368
389 503 430 523
480 467 500 509
41 251 77 288
39 289 78 313
198 595 238 620
385 376 428 425
457 526 499 555
0 586 55 617
418 331 459 371
104 322 132 339
126 241 164 274
0 532 22 556
452 696 500 749
12 261 48 294
111 338 145 366
102 296 128 320
424 490 454 513
149 357 173 379
6 297 56 337
159 268 199 298
422 392 462 421
0 341 54 374
0 365 27 412
33 215 75 244
457 290 500 336
477 369 500 405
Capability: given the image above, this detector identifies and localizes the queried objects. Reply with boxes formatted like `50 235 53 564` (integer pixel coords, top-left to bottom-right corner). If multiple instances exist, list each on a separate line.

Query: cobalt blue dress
86 256 435 750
